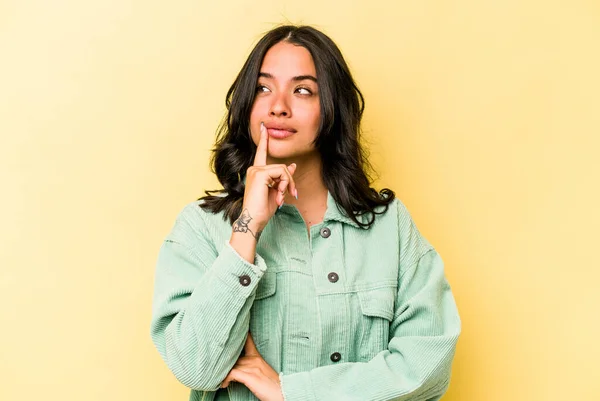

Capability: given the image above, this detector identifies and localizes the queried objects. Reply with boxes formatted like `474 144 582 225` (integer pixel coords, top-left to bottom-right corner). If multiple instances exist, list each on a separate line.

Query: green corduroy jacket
151 193 461 401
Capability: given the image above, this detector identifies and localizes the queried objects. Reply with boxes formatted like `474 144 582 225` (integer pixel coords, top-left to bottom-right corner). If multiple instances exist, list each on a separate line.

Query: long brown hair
199 25 395 228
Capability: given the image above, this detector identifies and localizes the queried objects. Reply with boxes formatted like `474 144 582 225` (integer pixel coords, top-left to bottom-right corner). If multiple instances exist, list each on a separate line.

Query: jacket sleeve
150 204 266 391
280 204 461 401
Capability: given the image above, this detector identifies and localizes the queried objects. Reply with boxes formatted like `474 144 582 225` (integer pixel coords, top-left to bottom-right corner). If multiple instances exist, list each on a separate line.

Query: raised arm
151 122 299 391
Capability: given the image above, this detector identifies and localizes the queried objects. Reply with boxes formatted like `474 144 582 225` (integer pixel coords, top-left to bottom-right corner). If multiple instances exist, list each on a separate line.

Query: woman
151 25 460 401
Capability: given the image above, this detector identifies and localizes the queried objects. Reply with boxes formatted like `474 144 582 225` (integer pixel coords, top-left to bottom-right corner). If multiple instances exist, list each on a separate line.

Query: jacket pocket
250 272 277 349
357 286 396 361
254 271 276 300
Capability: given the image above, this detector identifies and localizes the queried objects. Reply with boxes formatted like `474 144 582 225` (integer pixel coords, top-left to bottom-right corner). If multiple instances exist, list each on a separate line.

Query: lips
264 123 297 139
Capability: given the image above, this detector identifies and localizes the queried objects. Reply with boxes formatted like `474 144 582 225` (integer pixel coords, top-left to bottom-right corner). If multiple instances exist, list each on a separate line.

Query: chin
267 151 297 162
266 143 295 159
266 142 316 163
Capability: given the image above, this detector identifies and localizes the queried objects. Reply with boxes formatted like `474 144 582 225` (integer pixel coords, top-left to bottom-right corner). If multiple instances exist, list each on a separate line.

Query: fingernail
294 188 298 199
260 122 264 130
278 203 283 209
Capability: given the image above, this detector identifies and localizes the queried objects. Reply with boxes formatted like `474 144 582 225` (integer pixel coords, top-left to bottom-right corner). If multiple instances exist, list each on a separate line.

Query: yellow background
1 0 599 400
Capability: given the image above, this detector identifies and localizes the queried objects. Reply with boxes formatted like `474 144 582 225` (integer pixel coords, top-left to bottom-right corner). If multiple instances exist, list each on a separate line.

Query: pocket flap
358 287 396 321
255 272 276 300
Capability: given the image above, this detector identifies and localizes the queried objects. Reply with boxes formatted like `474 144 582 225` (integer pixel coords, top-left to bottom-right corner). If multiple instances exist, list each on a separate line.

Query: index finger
253 122 268 166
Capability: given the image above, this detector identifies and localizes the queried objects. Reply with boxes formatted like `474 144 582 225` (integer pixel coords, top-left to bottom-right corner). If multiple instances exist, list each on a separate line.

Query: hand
240 122 298 234
221 333 283 401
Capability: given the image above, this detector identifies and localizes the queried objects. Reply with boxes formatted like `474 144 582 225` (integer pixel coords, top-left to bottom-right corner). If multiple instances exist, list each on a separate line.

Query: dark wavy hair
199 25 395 229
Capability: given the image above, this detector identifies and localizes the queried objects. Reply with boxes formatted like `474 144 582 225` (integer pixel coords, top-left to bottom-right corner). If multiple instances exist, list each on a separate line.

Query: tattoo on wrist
233 209 262 241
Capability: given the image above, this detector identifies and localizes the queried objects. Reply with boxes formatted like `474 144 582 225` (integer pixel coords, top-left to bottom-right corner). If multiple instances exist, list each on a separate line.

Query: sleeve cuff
280 371 316 401
211 241 268 297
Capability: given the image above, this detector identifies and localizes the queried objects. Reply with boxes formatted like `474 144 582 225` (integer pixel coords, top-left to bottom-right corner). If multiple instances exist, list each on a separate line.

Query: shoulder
399 201 434 265
165 199 230 245
365 197 407 229
173 199 210 224
378 197 434 265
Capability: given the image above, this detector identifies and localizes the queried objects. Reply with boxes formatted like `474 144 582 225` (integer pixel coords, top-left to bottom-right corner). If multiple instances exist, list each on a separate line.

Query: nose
269 92 290 117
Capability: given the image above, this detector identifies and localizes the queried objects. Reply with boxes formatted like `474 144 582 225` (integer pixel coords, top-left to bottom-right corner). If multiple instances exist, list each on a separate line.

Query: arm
280 205 461 401
150 205 267 391
151 122 298 392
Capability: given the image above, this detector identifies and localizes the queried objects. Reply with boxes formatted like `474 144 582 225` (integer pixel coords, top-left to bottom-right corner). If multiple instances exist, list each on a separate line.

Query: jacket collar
323 191 364 228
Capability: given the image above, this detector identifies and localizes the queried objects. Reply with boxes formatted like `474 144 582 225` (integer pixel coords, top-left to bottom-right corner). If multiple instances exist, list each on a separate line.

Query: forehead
260 41 316 77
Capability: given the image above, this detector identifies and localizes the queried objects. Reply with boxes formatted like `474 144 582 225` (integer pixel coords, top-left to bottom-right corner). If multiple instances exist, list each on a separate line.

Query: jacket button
327 272 339 283
330 352 341 362
319 227 331 238
239 275 251 286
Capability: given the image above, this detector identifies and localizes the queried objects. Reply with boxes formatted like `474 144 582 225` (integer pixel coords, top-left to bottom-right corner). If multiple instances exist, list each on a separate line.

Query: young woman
151 25 461 401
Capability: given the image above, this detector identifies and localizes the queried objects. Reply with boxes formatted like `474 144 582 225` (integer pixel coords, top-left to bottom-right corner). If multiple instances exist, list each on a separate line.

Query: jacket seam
399 248 436 280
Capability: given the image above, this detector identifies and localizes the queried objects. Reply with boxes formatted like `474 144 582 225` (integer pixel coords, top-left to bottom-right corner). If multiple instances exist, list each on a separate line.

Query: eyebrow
259 72 318 83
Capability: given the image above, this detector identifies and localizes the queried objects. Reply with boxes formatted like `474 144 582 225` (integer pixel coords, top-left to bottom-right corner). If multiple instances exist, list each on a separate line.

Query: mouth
264 124 297 139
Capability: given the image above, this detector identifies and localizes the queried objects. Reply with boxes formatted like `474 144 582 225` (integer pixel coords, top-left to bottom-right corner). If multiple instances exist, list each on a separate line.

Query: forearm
151 240 267 390
230 231 258 265
281 333 458 401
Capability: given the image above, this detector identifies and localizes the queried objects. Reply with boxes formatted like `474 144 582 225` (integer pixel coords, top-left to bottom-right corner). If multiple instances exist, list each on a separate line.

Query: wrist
233 208 266 240
229 230 258 264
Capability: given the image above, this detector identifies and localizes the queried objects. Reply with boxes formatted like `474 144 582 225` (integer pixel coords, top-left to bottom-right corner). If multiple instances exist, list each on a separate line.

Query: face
249 41 321 163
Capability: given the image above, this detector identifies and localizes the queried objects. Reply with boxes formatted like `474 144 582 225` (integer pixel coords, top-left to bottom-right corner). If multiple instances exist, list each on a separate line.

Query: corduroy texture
150 193 461 401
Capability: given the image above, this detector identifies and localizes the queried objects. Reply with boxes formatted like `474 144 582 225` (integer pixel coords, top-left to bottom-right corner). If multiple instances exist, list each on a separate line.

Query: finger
253 122 268 167
221 370 242 388
287 163 298 198
244 333 259 356
231 357 264 369
221 368 256 388
221 371 233 388
287 162 297 175
263 163 295 185
274 164 295 205
270 163 297 205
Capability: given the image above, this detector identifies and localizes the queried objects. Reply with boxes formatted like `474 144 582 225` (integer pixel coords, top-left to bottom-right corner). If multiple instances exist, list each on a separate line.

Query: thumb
287 163 297 175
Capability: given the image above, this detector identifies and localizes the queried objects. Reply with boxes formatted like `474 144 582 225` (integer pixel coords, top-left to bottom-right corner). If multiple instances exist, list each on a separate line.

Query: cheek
311 106 321 128
249 100 268 145
301 103 321 131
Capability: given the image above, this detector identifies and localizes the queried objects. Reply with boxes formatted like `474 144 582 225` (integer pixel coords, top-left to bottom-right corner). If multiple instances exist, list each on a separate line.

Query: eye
295 87 312 95
256 85 270 93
